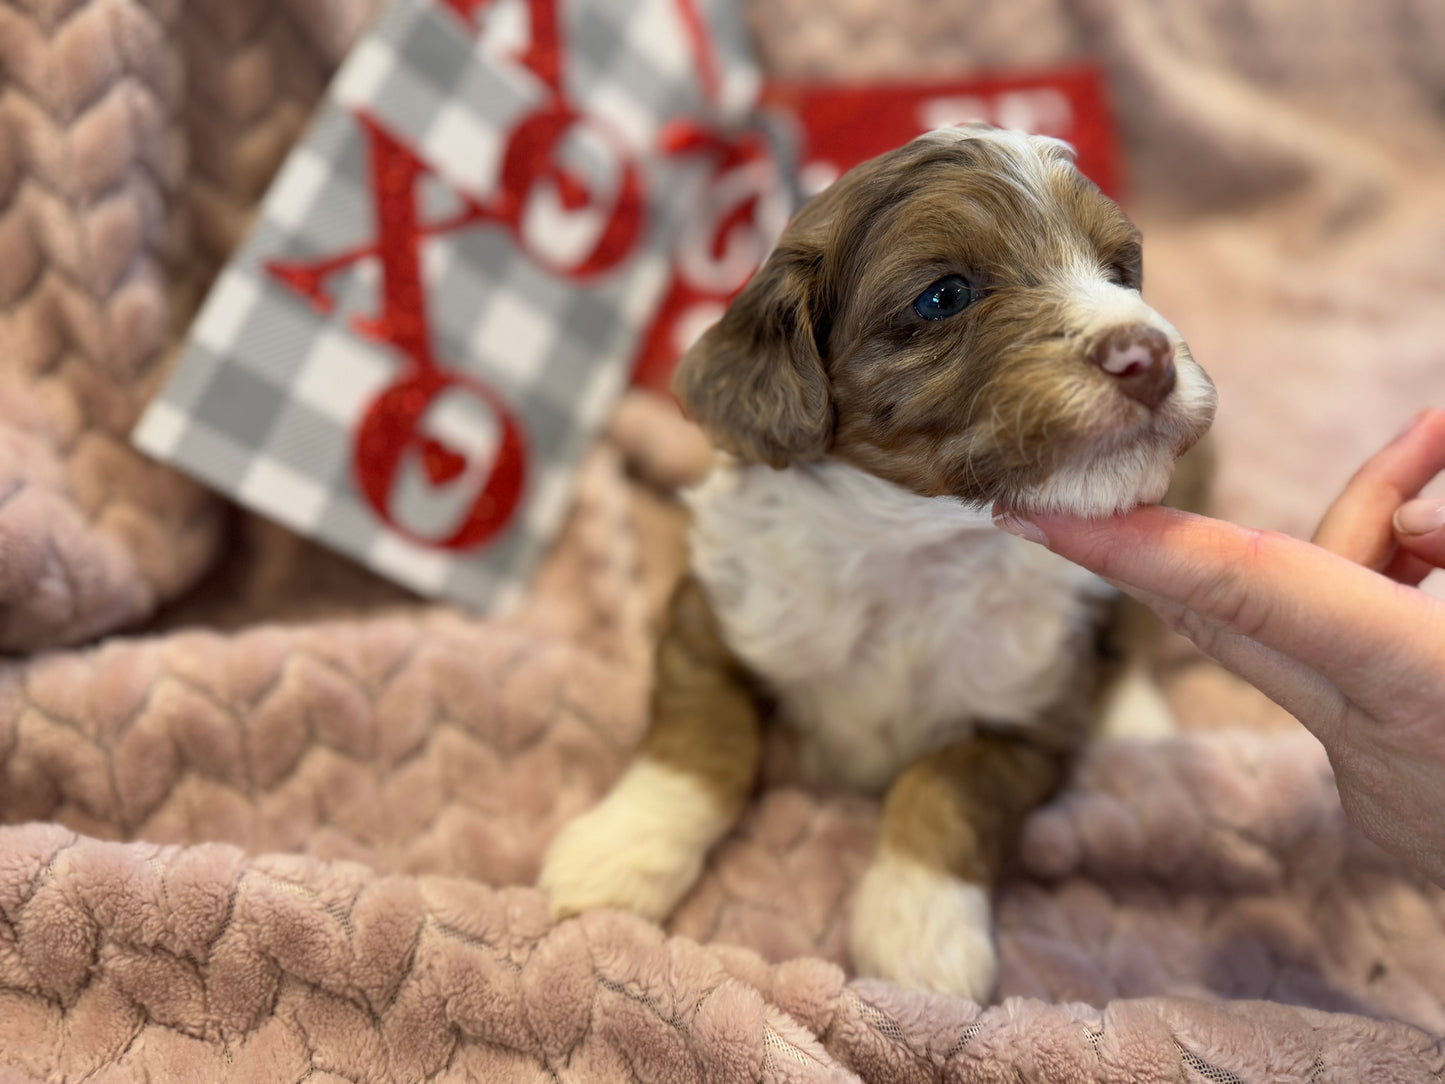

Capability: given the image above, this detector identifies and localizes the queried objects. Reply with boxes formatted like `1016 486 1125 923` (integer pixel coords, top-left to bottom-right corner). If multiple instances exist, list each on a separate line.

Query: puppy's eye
1106 243 1143 289
913 275 974 320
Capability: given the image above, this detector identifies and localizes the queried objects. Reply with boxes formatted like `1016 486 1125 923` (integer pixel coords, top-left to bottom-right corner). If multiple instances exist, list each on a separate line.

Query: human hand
994 409 1445 884
1312 408 1445 582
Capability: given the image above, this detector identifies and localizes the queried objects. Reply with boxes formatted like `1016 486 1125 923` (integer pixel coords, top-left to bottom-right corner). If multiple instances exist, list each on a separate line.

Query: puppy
539 125 1216 999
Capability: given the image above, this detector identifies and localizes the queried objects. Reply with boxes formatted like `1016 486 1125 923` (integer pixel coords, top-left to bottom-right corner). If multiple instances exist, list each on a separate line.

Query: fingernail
1394 498 1445 537
993 513 1048 545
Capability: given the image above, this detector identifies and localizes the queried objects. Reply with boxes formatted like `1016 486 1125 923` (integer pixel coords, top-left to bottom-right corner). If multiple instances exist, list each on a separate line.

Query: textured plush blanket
4 0 1445 1080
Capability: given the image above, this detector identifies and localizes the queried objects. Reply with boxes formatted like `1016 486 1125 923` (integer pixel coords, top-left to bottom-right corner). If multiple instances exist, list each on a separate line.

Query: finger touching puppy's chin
832 414 1202 520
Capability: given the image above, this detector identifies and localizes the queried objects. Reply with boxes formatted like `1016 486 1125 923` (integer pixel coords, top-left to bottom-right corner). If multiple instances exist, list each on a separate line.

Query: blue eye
913 275 974 320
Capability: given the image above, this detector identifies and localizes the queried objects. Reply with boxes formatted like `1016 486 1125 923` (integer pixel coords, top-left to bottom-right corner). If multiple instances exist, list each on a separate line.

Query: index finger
1313 408 1445 568
1015 504 1445 693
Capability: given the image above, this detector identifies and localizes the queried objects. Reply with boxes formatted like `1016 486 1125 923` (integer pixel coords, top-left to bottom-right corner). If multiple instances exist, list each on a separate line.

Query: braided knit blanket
3 0 1445 1080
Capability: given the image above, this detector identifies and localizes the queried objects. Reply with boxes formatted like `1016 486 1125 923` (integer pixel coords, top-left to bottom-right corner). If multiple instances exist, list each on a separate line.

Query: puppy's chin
993 358 1216 518
994 397 1215 518
1004 437 1178 518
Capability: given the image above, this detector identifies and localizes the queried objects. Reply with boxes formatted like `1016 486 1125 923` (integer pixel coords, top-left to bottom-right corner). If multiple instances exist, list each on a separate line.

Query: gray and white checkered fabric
134 0 759 612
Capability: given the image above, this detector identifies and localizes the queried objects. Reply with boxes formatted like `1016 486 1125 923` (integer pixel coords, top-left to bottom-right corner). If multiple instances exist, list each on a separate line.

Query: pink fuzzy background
2 1 1445 1080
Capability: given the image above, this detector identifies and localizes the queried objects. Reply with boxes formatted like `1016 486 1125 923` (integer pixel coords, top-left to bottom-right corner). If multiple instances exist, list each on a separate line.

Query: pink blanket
3 0 1445 1079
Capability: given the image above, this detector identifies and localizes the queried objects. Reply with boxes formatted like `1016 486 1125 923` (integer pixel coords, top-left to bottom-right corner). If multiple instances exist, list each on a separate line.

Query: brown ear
672 238 832 468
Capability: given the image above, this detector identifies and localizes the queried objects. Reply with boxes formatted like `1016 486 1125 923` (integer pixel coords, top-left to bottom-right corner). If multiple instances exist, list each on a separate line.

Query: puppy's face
674 127 1216 516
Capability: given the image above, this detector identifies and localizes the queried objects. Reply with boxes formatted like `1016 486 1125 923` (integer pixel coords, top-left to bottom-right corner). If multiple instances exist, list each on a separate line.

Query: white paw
848 854 998 1002
1096 665 1178 740
538 760 732 923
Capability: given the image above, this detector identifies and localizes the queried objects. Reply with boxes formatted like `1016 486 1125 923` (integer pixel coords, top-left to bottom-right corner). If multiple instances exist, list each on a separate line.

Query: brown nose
1088 325 1176 410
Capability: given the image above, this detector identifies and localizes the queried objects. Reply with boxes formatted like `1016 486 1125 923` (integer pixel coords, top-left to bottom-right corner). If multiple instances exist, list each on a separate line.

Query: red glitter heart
421 438 467 485
554 169 591 211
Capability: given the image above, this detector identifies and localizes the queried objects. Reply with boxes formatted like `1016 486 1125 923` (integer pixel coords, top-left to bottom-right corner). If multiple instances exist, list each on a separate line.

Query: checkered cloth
134 0 760 612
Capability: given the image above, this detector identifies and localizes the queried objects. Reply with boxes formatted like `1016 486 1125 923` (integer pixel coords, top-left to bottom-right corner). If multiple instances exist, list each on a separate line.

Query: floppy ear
672 238 833 468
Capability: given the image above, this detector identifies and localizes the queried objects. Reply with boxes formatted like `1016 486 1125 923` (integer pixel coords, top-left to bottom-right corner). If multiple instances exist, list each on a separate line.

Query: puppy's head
674 125 1216 516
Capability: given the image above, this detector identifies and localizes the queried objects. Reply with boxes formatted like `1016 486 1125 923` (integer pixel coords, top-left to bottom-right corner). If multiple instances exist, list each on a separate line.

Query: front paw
538 761 732 923
1096 665 1178 740
848 854 998 1002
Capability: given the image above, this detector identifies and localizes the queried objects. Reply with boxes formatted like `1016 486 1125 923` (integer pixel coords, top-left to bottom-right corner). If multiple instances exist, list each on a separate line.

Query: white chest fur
686 458 1112 792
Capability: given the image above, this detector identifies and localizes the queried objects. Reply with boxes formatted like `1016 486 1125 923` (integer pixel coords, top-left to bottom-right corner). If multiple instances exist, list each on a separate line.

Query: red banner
765 67 1122 201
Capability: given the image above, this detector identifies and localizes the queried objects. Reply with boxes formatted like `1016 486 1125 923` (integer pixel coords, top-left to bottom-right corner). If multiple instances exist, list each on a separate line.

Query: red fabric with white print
766 68 1122 201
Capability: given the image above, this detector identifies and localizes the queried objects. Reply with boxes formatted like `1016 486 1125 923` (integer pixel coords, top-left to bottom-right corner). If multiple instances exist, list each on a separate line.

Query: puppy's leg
849 733 1067 1000
1095 595 1179 739
539 577 761 922
1096 433 1216 740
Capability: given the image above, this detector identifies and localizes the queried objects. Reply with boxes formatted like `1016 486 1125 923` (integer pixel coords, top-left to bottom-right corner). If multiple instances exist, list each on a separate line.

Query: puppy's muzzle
1088 325 1176 411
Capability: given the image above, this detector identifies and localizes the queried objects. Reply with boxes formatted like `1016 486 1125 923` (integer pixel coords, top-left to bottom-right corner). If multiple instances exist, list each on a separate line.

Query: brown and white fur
538 125 1217 1000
